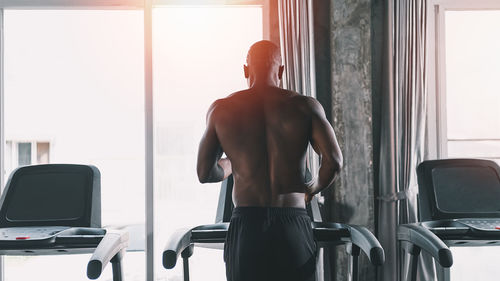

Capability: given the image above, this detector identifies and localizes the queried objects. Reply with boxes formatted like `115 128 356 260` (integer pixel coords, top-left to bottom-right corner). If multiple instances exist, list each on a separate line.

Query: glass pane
445 11 500 140
36 142 50 164
4 141 13 178
17 143 31 166
445 10 500 281
451 247 500 281
447 140 500 159
153 6 262 280
4 10 145 281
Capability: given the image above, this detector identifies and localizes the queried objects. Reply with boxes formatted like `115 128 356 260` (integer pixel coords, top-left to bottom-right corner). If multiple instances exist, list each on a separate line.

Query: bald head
244 40 284 87
246 40 282 69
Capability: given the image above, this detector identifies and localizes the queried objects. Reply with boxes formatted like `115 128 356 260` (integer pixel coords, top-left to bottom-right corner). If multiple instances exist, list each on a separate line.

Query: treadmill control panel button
15 236 30 240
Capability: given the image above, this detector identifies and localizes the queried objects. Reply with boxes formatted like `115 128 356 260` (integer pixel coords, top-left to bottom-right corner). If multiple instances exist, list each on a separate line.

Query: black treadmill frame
0 164 128 281
398 159 500 281
163 176 385 281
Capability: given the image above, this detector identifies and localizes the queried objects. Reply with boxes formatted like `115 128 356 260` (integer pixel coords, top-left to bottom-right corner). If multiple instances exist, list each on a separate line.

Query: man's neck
248 78 279 89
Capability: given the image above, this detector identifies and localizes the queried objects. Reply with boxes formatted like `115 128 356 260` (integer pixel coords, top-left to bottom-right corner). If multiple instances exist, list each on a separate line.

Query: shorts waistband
232 206 309 218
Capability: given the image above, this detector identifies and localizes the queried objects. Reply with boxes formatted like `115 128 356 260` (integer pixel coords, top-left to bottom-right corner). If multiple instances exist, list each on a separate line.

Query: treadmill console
0 164 101 228
457 218 500 232
0 226 70 245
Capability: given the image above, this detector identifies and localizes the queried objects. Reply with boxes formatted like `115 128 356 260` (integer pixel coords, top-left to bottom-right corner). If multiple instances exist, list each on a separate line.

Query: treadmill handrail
87 229 129 279
343 224 385 266
163 228 193 269
397 223 453 267
163 222 385 269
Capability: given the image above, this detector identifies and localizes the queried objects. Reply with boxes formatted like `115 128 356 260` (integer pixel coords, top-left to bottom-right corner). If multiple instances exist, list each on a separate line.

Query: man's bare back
197 40 342 209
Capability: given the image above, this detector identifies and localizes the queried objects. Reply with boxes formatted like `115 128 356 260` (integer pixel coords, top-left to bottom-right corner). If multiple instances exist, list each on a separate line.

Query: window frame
427 1 500 279
4 140 52 172
0 1 273 281
427 0 500 159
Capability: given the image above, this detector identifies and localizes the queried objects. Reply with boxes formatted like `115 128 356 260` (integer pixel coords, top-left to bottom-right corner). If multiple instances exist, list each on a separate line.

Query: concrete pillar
329 0 376 280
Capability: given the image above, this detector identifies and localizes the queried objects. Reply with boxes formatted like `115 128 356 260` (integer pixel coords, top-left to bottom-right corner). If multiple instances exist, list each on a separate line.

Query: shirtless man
197 40 343 281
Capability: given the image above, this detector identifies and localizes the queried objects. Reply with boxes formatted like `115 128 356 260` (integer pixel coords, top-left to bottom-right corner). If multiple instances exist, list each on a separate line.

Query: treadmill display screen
432 166 500 213
5 172 88 221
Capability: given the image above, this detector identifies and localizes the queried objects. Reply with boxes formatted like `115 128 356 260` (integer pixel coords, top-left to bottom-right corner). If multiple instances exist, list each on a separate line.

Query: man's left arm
196 101 232 183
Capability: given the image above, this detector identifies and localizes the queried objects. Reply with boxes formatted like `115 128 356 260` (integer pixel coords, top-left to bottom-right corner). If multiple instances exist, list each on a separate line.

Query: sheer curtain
377 0 431 280
278 0 323 280
278 0 319 196
278 0 315 97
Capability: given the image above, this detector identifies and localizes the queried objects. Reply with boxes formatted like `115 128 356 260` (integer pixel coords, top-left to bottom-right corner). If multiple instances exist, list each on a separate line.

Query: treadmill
0 164 129 281
163 175 385 281
398 159 500 281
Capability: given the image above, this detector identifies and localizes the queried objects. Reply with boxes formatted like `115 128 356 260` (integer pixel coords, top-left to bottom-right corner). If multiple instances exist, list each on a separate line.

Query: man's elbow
325 154 343 174
198 175 209 184
197 166 210 184
333 155 343 172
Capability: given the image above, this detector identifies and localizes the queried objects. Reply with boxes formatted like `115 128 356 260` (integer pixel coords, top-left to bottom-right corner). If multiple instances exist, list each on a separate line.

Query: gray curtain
278 0 319 182
377 0 431 280
278 1 323 280
278 0 316 97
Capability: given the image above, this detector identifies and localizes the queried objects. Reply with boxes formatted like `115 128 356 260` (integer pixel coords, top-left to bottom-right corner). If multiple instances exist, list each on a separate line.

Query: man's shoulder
286 93 322 113
211 90 249 106
227 89 250 98
207 90 248 115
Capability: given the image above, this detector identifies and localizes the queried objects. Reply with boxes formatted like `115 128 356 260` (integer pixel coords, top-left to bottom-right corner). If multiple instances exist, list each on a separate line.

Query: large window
3 9 145 281
0 1 270 281
5 141 50 171
444 10 500 165
152 6 263 280
429 1 500 280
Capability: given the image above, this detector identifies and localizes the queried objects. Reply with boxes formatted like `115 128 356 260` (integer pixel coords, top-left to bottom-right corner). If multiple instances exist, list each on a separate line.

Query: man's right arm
196 101 232 183
306 98 343 198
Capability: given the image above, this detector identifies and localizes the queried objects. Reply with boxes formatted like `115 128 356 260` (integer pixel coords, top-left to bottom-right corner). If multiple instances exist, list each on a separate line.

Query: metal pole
111 251 124 281
350 255 359 281
144 0 154 280
403 244 421 281
0 8 5 281
182 257 190 281
347 244 360 281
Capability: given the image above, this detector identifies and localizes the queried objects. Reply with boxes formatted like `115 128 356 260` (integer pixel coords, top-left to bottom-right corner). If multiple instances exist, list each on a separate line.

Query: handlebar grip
397 224 453 267
87 230 129 279
163 228 193 269
344 224 385 266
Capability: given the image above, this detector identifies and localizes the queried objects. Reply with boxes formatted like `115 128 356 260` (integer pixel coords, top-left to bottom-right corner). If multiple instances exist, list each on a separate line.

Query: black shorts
224 207 317 281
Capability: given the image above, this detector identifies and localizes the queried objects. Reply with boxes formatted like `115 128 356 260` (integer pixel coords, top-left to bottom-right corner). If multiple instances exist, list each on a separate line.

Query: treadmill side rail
344 224 385 266
397 223 453 268
87 229 129 280
163 228 193 269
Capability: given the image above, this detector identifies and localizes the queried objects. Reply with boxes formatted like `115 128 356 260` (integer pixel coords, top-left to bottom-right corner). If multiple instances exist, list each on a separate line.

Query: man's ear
278 65 284 80
244 65 249 78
